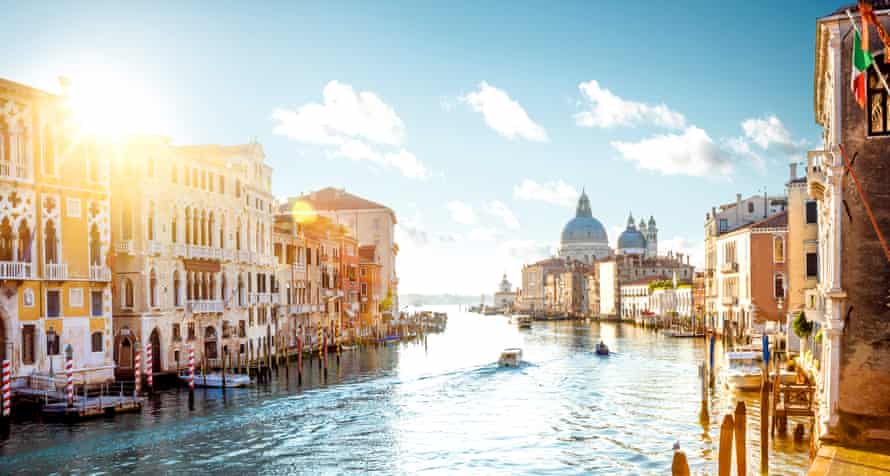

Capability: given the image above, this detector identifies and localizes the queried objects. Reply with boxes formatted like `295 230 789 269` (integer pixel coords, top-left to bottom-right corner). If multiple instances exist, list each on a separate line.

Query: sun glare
63 70 164 140
291 200 318 224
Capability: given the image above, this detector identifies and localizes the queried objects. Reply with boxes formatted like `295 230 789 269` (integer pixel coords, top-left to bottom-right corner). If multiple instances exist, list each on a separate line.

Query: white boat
498 348 523 367
515 315 532 329
179 371 252 388
722 351 763 391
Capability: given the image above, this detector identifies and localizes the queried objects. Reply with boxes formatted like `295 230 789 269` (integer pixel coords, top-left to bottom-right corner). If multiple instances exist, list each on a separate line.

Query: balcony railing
188 300 224 313
720 262 738 273
44 263 68 280
0 161 31 181
188 245 212 260
238 250 250 263
0 261 32 279
721 296 738 306
147 240 163 255
222 249 235 262
89 265 111 282
173 243 187 257
116 240 134 255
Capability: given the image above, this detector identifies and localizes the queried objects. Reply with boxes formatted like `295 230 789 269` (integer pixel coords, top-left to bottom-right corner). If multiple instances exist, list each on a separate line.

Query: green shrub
792 311 814 339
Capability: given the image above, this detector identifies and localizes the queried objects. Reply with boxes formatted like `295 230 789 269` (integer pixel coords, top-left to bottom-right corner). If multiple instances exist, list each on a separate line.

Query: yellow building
0 78 114 383
785 164 819 348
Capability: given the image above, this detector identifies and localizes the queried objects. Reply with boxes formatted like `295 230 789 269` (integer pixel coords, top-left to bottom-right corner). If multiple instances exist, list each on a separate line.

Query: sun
62 69 164 140
291 200 318 224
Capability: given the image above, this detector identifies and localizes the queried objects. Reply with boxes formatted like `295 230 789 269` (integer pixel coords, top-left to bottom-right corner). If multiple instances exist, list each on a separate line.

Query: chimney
789 163 798 181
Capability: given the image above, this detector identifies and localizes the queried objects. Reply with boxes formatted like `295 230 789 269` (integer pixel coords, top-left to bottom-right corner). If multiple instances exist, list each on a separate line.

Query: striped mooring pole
2 359 11 418
145 343 153 392
134 345 142 397
187 344 195 410
65 351 74 408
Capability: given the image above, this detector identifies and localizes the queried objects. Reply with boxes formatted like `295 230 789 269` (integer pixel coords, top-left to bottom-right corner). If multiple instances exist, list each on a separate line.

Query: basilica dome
616 212 648 255
558 190 612 263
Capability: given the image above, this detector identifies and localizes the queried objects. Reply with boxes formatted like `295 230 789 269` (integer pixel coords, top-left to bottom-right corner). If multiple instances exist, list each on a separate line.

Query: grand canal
0 306 809 475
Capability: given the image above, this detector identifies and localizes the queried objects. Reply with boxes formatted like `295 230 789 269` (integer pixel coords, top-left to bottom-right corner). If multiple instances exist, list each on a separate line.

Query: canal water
0 305 809 475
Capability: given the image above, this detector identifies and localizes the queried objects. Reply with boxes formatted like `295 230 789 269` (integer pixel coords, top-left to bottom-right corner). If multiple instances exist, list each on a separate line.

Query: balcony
116 240 134 255
222 248 235 262
0 161 31 181
44 263 68 280
89 265 111 282
147 240 163 255
188 300 224 313
0 261 32 279
720 262 738 274
238 250 250 263
721 296 738 306
807 150 828 200
188 245 211 259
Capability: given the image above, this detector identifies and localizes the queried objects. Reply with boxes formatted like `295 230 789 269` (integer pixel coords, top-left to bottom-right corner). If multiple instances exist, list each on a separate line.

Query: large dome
562 216 608 243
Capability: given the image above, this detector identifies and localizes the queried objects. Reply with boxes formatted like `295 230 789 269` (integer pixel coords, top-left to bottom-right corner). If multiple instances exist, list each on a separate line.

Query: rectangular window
66 198 81 218
69 288 84 308
361 283 368 295
773 237 785 263
806 201 818 224
774 274 785 299
172 323 181 342
91 332 103 352
718 219 728 232
46 290 61 317
868 66 890 136
91 290 103 317
219 175 225 194
806 252 818 278
187 322 196 340
21 325 35 364
46 328 60 355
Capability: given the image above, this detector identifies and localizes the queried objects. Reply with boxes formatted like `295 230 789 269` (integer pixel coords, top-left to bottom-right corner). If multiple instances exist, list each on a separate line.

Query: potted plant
792 311 814 356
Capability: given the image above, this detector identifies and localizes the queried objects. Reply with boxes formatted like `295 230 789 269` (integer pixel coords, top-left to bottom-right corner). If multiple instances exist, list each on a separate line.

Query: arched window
186 272 193 300
89 224 101 265
91 331 103 352
238 274 245 306
171 164 178 184
147 201 155 241
122 277 134 308
184 207 191 244
18 220 31 262
236 220 242 250
221 273 228 303
774 273 785 300
219 216 225 249
0 119 7 164
149 268 158 308
122 199 133 240
44 220 58 264
868 55 890 136
208 212 215 248
0 217 12 261
171 214 178 243
173 270 181 307
773 236 785 263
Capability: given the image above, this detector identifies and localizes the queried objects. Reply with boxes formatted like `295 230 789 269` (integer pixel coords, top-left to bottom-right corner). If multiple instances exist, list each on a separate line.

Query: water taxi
722 351 763 391
498 348 523 367
514 315 532 329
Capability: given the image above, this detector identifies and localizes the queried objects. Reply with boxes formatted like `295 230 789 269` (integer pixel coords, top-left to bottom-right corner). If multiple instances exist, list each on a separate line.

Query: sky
1 0 841 295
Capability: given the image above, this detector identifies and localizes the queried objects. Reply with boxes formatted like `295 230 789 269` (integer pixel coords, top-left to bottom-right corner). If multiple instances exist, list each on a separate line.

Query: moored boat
179 371 252 388
722 351 763 391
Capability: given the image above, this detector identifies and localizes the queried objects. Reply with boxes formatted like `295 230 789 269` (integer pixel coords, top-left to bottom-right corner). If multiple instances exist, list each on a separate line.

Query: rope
838 143 890 263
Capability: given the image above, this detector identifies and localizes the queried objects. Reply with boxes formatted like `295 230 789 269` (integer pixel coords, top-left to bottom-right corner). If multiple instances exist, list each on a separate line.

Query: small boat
595 341 609 356
722 351 763 391
498 348 523 367
515 315 532 329
340 344 359 351
179 371 252 388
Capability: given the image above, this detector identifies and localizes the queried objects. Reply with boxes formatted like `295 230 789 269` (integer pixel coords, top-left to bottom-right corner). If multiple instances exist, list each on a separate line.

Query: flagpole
847 9 890 99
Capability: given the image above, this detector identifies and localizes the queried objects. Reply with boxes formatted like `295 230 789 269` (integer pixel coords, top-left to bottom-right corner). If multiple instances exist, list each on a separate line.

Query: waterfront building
712 211 788 338
358 245 382 327
809 5 890 445
271 214 311 346
518 257 565 313
784 164 819 352
649 279 694 320
558 190 611 263
585 266 600 317
284 188 399 315
0 78 114 383
619 278 657 321
703 193 787 329
597 260 619 318
110 136 276 376
692 271 706 320
493 273 517 311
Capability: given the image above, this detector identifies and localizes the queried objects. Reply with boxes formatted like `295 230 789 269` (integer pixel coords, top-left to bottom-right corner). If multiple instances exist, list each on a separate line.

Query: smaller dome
618 228 647 250
648 216 656 226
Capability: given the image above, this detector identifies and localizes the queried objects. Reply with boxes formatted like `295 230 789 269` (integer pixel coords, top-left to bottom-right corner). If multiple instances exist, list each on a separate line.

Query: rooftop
286 187 393 215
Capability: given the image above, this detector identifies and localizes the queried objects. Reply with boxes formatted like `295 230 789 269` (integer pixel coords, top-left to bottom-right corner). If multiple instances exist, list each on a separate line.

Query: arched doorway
118 336 133 368
150 328 161 373
204 326 218 359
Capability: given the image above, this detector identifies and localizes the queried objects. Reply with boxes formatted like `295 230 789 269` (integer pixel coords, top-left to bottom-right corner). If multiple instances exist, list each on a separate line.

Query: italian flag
852 30 874 109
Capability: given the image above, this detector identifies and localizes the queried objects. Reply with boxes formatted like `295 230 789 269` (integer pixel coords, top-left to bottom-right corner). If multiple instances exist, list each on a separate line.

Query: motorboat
498 348 523 367
722 351 763 391
179 371 252 388
515 315 532 329
596 341 609 356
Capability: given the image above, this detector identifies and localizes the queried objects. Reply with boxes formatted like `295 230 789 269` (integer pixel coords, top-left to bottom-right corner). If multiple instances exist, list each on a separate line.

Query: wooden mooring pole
718 414 733 476
761 374 770 474
734 401 747 476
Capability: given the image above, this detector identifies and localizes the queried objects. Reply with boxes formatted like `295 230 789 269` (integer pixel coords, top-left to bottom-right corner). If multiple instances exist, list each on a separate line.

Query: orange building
358 245 381 328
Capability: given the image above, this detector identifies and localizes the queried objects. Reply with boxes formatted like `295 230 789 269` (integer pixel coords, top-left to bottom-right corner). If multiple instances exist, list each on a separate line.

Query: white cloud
484 200 519 229
513 179 579 208
446 201 477 225
574 80 686 130
273 80 428 179
741 115 794 149
500 239 556 262
460 81 548 142
723 136 766 173
611 126 733 177
658 236 704 269
467 227 499 242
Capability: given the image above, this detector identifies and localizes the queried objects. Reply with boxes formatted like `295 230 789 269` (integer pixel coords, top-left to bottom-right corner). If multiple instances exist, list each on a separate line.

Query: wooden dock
41 395 142 419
